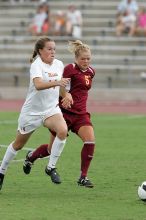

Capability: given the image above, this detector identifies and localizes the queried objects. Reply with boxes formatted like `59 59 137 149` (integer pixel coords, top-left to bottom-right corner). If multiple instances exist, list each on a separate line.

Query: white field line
0 120 17 124
96 115 146 121
126 115 146 119
0 158 24 163
0 145 49 163
0 115 145 125
4 159 25 163
0 144 33 163
0 144 33 151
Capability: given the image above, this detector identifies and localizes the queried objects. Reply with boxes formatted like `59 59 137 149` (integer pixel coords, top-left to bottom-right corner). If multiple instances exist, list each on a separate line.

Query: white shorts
18 106 62 134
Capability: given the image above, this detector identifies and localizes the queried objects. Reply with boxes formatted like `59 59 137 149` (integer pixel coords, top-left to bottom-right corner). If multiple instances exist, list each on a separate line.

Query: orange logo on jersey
47 72 58 77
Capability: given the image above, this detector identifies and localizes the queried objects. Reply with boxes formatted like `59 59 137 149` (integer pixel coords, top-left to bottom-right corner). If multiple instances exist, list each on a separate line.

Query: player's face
76 50 91 71
39 41 56 64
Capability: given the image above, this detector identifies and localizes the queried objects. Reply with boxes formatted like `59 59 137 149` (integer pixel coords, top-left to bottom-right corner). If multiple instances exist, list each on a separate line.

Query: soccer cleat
0 173 4 190
23 151 33 174
45 167 61 184
77 176 94 188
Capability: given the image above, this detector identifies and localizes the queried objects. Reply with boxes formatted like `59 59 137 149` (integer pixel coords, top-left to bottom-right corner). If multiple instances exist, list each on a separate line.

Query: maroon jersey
61 63 95 114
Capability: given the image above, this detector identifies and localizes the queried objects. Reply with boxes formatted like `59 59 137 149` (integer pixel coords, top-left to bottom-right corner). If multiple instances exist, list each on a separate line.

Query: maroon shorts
62 110 93 134
49 110 93 136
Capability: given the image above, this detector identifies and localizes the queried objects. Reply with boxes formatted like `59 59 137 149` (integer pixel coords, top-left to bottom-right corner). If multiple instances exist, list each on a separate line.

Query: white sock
47 136 66 169
0 143 17 174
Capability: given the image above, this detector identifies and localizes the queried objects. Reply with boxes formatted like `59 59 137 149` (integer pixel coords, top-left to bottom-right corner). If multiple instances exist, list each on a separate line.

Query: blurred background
0 0 146 103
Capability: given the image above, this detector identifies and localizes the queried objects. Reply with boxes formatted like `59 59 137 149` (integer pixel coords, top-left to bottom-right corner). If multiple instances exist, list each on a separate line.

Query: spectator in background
116 0 138 36
117 0 139 16
28 2 50 36
133 7 146 36
53 10 66 36
66 4 82 38
116 9 136 36
41 2 50 35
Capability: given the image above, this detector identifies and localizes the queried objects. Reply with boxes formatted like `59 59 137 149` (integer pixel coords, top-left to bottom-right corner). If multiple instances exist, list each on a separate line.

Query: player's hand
61 93 73 109
58 78 70 87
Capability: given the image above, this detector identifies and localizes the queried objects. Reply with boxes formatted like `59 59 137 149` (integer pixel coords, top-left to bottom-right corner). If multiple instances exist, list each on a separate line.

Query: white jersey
20 56 64 116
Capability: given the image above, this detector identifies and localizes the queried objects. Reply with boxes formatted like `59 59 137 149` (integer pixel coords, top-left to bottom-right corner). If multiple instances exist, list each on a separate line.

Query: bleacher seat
0 0 146 88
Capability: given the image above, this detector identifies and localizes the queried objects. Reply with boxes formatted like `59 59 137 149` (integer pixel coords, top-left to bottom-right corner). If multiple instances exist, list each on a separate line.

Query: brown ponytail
30 50 37 63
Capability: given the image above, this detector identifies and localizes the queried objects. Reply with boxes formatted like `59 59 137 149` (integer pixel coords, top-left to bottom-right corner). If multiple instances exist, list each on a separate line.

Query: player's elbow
34 81 44 90
35 86 44 91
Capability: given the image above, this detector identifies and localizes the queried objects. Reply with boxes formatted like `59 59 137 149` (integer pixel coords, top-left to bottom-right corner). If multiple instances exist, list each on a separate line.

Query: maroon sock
81 143 95 177
29 144 50 163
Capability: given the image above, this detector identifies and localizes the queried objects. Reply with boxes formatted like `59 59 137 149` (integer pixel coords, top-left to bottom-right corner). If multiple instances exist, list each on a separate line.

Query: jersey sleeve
92 68 95 78
89 66 95 78
63 64 73 78
30 62 43 80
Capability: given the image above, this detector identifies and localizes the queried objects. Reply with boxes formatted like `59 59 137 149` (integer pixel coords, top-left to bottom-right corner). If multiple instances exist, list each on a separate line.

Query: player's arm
60 64 74 108
33 77 70 90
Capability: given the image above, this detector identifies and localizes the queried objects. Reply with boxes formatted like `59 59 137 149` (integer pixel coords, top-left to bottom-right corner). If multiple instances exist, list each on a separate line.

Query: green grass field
0 112 146 220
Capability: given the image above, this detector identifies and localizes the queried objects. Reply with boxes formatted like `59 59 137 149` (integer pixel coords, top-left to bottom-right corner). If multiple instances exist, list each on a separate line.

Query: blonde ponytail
68 40 90 57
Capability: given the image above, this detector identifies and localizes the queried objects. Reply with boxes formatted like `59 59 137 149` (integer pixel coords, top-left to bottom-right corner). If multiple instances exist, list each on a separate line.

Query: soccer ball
138 181 146 201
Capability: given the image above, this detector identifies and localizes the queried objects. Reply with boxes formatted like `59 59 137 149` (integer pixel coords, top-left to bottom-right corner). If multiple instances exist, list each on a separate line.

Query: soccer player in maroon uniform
23 40 96 188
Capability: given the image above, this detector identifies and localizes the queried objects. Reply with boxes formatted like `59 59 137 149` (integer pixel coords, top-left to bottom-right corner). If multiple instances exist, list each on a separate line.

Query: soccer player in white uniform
0 37 72 190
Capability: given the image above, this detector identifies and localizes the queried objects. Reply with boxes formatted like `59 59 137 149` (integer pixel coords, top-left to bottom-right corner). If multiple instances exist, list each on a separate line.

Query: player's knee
13 141 24 151
13 137 28 150
57 128 68 140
